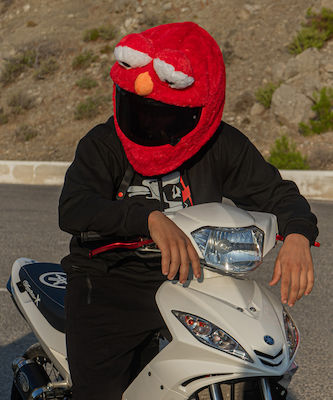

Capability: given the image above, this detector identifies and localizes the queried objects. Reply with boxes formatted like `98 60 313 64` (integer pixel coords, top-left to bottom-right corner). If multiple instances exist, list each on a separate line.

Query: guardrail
0 160 332 200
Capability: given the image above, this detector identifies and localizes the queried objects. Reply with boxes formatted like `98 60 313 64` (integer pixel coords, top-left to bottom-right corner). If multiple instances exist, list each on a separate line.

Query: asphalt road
0 184 332 399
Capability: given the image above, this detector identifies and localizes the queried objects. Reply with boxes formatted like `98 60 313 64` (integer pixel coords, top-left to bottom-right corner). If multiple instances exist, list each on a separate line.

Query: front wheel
190 382 260 400
190 378 286 400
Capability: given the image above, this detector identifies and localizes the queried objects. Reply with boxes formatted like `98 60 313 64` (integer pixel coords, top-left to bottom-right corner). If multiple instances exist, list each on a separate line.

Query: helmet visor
116 86 202 146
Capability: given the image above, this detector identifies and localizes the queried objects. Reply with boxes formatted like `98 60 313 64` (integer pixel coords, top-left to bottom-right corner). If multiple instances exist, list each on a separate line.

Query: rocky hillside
0 0 332 168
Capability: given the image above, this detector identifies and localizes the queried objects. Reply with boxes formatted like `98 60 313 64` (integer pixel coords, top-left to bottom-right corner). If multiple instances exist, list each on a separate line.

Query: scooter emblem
39 272 67 289
264 335 275 345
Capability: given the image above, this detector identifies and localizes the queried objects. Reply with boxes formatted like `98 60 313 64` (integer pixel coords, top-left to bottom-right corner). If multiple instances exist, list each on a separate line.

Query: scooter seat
18 262 66 333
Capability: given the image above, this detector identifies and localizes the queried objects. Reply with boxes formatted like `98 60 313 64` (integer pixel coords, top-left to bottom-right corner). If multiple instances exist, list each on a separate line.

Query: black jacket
59 117 318 274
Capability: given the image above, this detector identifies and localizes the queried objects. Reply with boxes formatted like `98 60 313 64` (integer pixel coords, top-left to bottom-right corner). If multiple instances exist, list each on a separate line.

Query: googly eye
114 46 152 69
153 58 194 89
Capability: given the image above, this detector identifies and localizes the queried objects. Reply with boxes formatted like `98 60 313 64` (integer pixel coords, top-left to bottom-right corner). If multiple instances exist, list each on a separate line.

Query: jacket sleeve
58 127 159 238
220 127 318 244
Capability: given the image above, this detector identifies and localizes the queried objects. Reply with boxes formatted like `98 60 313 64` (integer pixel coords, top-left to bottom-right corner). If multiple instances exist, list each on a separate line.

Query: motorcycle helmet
110 22 226 176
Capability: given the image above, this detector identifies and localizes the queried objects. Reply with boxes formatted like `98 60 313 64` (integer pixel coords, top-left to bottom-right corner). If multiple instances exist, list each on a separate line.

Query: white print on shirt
127 171 184 213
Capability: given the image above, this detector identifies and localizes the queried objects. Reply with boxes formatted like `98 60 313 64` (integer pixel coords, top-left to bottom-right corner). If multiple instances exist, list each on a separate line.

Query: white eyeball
153 58 194 89
114 46 152 69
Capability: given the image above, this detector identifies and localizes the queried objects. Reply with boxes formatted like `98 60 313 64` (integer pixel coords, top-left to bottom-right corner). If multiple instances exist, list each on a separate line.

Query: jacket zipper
157 178 165 212
86 275 92 305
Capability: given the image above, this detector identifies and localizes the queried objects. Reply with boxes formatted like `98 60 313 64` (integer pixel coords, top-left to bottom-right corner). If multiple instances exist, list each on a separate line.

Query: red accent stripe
276 234 320 247
89 239 154 258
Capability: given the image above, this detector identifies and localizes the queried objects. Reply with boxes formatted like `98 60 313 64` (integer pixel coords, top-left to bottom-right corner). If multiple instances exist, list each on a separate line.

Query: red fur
110 22 226 176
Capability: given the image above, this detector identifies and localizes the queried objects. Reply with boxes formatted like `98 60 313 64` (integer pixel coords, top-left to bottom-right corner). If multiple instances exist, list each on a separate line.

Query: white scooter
8 203 299 400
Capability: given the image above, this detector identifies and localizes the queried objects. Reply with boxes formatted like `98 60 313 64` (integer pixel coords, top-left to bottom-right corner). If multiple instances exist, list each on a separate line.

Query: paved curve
0 184 332 399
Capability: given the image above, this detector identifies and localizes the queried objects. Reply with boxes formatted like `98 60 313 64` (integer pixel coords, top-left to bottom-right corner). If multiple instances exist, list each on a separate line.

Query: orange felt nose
134 72 154 96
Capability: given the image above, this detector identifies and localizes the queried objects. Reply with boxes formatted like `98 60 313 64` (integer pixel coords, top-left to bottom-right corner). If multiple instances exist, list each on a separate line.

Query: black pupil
116 86 202 146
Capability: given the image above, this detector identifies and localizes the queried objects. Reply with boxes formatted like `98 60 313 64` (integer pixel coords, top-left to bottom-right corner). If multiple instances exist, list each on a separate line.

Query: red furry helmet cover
110 22 226 176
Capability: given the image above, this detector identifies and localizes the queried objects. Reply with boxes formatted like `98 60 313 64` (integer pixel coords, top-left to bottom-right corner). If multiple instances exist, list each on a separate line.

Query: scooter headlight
283 309 299 359
191 226 264 274
172 310 253 363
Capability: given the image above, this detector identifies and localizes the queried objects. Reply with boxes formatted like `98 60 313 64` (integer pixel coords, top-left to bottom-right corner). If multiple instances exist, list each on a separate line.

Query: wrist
148 210 164 229
284 233 310 246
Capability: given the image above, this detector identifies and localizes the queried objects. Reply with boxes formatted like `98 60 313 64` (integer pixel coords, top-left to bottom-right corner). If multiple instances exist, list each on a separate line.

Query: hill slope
0 0 332 168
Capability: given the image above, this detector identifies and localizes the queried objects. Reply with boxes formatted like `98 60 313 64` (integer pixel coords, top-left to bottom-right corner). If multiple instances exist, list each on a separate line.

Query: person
58 22 318 400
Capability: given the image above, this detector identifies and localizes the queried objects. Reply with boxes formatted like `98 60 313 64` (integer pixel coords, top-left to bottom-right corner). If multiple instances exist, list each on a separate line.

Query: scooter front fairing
123 272 293 400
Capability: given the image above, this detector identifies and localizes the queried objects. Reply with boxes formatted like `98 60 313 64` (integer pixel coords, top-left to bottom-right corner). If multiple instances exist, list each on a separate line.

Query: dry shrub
0 40 61 85
15 125 39 142
8 91 35 114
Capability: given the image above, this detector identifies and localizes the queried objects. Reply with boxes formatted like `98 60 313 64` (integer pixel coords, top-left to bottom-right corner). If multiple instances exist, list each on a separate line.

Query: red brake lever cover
89 238 154 258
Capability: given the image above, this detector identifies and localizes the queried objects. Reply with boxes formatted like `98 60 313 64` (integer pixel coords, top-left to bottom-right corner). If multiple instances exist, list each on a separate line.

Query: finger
296 266 308 300
178 243 190 284
167 241 181 280
269 260 282 286
287 265 300 307
280 263 291 305
160 245 171 276
305 262 314 295
187 241 201 279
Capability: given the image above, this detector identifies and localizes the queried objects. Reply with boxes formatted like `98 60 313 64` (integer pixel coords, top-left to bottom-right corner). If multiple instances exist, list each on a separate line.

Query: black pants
65 266 166 400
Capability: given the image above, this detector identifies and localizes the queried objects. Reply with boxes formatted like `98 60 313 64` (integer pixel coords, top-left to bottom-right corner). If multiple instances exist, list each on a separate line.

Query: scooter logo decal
264 335 275 345
39 272 67 289
22 280 41 306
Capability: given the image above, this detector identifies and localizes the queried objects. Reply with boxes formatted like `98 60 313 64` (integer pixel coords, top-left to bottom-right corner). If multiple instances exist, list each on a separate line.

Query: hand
269 233 314 307
148 210 201 283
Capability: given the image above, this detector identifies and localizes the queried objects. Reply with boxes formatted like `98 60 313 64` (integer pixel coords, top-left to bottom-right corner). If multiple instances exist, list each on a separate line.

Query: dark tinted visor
116 86 202 146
